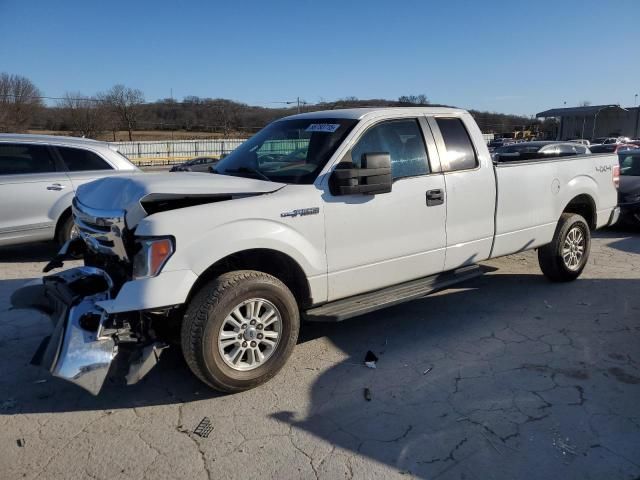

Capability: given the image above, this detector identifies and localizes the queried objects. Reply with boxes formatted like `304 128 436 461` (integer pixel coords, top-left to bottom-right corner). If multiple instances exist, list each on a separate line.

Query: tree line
0 72 557 140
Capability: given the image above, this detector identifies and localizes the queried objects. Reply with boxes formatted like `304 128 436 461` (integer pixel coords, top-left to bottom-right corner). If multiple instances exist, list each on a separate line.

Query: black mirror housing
330 152 392 196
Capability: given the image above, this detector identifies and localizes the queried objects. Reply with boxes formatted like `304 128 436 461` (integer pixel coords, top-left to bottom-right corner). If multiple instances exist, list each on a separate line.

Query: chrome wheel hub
562 226 585 271
218 298 282 371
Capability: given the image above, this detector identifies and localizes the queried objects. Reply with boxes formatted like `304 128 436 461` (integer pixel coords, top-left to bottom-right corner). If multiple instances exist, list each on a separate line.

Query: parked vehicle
589 143 639 154
568 139 591 146
0 134 138 247
169 156 219 172
11 108 620 395
591 137 620 145
493 141 590 162
617 150 640 226
487 138 513 152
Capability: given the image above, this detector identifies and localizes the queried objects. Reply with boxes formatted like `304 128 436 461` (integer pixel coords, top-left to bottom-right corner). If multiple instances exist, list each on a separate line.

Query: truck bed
490 153 619 258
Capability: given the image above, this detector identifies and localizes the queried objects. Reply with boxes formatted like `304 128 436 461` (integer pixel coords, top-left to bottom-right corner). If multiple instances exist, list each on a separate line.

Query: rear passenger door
428 116 496 270
54 146 114 190
0 143 73 245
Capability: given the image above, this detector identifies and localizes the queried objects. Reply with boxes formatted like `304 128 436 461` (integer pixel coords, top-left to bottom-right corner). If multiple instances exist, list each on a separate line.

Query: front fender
168 219 325 278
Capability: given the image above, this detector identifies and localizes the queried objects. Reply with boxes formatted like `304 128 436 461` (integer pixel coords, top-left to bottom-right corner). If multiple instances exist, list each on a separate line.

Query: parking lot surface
1 229 639 480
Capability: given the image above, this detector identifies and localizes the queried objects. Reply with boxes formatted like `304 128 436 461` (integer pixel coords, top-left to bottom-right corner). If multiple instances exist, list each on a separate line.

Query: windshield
619 154 640 176
214 118 357 184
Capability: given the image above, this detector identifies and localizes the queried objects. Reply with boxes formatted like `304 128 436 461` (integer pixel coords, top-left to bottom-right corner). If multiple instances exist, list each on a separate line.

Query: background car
591 137 621 145
569 139 591 146
0 134 138 247
487 138 514 153
617 150 640 226
493 141 590 162
169 156 219 172
589 143 639 154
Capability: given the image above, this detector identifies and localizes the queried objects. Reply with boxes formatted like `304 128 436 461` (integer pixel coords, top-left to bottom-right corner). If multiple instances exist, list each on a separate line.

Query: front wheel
181 270 300 393
57 214 79 246
538 213 591 282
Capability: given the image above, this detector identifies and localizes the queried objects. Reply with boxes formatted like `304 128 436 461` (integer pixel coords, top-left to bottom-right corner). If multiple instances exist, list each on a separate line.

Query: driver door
323 118 447 301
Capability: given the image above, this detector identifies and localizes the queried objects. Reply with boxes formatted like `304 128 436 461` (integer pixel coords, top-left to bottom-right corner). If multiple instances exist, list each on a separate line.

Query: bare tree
99 84 145 141
0 72 44 132
58 92 106 138
579 101 592 107
398 94 429 105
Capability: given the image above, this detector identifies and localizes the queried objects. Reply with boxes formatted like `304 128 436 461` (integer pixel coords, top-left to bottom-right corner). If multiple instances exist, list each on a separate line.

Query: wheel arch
562 194 596 230
187 248 312 310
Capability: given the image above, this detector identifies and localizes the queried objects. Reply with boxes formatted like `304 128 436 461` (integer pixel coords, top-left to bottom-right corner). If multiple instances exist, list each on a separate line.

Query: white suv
0 134 138 247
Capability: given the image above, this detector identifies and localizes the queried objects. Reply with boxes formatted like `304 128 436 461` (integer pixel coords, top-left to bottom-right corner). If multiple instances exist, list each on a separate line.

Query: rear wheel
181 270 299 393
538 213 590 282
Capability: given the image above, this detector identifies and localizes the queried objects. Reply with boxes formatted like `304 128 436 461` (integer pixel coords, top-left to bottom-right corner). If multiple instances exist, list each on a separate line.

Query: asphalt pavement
1 228 639 479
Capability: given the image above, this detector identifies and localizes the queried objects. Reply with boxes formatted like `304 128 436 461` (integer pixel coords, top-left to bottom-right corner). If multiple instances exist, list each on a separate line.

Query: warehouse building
536 104 640 140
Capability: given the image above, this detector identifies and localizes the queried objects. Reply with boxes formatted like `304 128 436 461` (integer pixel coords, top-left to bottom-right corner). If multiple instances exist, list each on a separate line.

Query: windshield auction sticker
305 123 341 133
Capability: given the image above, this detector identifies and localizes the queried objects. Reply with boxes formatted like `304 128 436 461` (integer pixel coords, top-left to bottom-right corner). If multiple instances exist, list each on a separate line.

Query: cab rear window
436 118 478 171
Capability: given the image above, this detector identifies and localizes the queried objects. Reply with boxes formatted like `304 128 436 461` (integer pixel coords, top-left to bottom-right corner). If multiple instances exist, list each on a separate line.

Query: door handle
426 189 444 206
46 183 66 191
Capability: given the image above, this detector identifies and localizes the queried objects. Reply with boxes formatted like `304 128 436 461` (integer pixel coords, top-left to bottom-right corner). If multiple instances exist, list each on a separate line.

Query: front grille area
72 197 130 262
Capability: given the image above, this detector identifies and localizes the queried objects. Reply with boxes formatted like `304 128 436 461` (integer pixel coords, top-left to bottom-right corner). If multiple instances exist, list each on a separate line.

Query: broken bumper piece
10 266 164 395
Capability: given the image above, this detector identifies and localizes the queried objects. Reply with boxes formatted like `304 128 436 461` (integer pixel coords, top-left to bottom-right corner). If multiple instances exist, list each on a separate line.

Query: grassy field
27 129 250 142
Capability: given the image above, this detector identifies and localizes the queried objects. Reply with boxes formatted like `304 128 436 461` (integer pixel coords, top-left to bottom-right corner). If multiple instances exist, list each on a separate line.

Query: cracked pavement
1 228 639 479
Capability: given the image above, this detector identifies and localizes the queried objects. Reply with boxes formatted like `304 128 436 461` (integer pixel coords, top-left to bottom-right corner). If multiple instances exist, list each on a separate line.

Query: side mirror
330 152 392 196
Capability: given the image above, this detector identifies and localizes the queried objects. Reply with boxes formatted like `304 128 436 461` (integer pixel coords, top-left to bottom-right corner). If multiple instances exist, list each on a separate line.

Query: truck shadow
2 272 638 418
0 242 59 263
594 228 640 255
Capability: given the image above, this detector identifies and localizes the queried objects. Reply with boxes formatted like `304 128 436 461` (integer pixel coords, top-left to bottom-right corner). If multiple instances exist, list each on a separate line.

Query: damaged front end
11 194 173 395
11 265 167 395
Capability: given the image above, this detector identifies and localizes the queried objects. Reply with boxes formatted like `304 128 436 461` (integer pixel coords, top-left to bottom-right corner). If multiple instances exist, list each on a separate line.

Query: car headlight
132 237 174 279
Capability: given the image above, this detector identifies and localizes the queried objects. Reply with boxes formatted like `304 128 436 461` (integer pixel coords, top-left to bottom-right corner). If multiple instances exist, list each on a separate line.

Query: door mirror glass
330 152 392 195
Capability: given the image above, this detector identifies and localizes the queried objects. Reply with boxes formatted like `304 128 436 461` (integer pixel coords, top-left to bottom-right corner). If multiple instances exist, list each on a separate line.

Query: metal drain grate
194 417 213 438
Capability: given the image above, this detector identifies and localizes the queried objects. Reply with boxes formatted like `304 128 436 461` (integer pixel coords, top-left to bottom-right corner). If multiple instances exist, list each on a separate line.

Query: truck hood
76 172 286 227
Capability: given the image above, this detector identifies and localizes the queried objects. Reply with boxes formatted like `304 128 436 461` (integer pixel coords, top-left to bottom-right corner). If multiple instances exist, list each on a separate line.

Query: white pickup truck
12 107 621 395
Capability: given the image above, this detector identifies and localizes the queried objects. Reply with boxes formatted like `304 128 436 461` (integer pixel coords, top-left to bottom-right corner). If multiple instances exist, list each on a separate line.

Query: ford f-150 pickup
11 107 621 395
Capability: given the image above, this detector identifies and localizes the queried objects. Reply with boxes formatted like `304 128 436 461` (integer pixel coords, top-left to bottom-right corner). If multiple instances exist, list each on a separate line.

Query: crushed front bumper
11 266 164 395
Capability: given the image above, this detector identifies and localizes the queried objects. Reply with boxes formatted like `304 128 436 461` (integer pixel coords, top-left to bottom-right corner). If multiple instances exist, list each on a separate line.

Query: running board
304 265 483 322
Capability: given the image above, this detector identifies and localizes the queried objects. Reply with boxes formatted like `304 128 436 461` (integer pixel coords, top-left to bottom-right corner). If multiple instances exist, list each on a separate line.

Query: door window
0 143 57 175
350 119 429 179
57 146 112 171
436 118 478 171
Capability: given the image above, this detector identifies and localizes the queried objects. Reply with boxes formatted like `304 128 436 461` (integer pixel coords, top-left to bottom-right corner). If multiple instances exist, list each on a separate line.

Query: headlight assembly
132 237 174 279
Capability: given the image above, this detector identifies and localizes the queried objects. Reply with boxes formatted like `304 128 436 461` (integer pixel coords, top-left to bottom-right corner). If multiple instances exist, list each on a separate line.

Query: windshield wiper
222 167 271 181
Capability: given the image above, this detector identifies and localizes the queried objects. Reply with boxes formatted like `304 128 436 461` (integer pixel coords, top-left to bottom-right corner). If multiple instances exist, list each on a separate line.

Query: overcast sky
2 0 639 116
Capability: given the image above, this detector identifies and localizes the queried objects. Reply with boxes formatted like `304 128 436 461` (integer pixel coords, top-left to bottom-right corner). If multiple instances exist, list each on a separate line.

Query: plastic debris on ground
364 388 372 401
364 350 378 369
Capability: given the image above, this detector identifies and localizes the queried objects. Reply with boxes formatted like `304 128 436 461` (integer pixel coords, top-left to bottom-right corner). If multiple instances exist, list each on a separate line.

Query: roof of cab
0 133 111 148
281 107 467 121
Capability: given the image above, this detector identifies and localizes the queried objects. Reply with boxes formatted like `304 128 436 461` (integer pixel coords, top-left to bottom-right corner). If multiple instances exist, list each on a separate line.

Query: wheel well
189 249 312 309
54 208 72 242
563 194 596 229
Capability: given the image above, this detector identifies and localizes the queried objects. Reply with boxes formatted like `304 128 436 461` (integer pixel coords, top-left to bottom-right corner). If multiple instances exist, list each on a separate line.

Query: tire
538 213 591 282
56 214 78 246
181 270 300 393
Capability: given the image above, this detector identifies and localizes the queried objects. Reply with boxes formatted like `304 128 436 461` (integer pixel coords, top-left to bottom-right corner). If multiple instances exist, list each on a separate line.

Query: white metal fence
113 139 246 166
114 135 497 167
